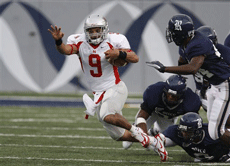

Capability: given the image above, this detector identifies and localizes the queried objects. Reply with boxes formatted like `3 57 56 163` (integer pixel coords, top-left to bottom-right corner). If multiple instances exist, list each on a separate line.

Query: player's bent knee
104 124 126 141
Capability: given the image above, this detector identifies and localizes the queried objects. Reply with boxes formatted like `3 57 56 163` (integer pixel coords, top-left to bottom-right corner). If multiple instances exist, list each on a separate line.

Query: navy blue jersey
140 82 201 119
179 31 230 85
163 124 229 162
194 43 230 90
216 43 230 65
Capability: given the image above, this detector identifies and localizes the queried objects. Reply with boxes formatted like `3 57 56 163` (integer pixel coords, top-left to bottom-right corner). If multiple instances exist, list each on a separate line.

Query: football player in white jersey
48 14 168 161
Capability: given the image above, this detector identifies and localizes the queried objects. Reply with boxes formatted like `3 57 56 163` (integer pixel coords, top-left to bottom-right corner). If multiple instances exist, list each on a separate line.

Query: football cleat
131 127 150 148
153 133 168 162
219 154 230 162
122 141 133 150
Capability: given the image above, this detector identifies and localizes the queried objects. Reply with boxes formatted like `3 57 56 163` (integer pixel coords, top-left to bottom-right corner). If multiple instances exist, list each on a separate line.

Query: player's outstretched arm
135 109 150 133
147 55 205 74
48 25 77 55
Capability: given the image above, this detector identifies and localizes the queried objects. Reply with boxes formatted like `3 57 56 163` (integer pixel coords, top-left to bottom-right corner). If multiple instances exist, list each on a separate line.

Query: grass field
0 104 227 166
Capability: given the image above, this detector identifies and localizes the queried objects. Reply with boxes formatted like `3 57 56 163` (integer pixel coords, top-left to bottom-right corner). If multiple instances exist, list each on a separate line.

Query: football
112 58 128 67
106 48 129 67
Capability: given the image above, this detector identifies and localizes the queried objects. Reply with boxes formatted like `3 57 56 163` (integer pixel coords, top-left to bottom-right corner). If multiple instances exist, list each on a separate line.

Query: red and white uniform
67 33 130 140
67 32 130 92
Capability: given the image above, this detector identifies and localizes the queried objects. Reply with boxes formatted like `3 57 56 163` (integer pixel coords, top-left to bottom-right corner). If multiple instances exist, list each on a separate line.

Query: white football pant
96 81 128 140
206 80 230 140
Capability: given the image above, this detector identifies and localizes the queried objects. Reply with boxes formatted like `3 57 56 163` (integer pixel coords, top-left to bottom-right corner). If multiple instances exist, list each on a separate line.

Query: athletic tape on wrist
136 117 146 125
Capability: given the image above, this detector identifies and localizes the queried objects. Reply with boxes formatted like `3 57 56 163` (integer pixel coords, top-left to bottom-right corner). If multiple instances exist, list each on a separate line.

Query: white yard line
0 126 104 131
0 133 111 139
199 164 230 166
0 156 161 164
0 118 99 123
0 143 183 152
0 144 227 165
0 144 137 150
0 109 83 114
0 156 227 165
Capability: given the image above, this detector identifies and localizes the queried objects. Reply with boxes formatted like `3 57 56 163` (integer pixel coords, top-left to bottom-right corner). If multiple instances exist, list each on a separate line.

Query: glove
83 94 99 117
146 61 165 73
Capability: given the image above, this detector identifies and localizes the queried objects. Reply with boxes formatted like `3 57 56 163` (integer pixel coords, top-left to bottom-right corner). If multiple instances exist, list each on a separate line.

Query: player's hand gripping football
48 25 64 40
104 48 119 61
146 61 165 73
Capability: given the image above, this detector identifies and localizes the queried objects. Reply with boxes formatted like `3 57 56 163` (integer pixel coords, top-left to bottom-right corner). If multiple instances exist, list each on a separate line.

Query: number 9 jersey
66 32 130 92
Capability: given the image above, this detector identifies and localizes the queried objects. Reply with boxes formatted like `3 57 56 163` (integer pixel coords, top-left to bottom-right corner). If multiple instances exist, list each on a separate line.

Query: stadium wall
0 0 229 94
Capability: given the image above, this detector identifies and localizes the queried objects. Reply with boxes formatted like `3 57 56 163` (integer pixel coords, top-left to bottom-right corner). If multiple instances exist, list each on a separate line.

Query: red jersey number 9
89 54 102 77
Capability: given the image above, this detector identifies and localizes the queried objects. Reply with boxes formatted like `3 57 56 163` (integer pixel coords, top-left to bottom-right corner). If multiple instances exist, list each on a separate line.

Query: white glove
83 94 99 116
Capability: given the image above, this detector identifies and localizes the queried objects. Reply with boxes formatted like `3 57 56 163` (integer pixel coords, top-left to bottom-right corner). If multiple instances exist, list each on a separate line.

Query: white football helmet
84 14 109 45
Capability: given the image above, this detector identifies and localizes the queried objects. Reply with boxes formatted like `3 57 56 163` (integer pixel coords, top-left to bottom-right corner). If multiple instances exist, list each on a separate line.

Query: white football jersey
66 32 131 92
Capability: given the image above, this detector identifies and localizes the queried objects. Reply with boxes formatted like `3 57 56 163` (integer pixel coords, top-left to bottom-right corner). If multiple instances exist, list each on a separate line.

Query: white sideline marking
0 143 184 152
0 118 100 124
2 118 85 123
0 133 110 139
0 126 104 131
0 156 228 165
1 144 132 150
200 164 230 166
0 117 134 123
0 156 157 164
0 109 82 113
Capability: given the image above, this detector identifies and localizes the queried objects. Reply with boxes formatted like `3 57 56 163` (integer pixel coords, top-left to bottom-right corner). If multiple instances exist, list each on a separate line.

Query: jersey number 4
89 54 102 77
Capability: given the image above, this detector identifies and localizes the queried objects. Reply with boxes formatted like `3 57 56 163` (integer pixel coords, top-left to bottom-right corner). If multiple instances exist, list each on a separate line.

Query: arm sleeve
140 86 155 115
183 88 201 113
140 97 152 115
67 35 76 44
163 125 183 146
114 34 131 49
188 44 208 59
165 137 177 147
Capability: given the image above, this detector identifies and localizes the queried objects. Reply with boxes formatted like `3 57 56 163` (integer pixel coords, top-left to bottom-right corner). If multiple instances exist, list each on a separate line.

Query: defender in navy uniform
147 14 230 146
122 74 201 149
194 26 230 111
162 112 230 162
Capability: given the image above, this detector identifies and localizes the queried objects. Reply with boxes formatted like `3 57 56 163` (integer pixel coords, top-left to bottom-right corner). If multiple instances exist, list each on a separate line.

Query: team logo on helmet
174 20 182 31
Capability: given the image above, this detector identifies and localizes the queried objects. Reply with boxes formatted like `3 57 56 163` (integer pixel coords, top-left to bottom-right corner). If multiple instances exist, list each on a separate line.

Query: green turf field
0 105 227 166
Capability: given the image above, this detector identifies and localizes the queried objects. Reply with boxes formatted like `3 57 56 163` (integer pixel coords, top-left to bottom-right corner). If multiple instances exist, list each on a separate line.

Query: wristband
160 66 166 73
119 51 127 60
55 39 62 46
136 117 146 125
